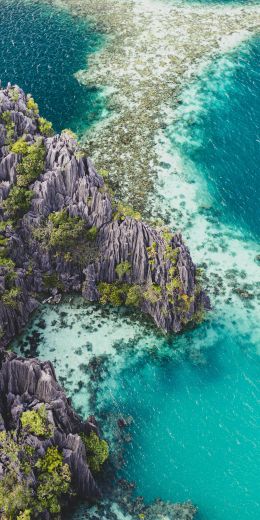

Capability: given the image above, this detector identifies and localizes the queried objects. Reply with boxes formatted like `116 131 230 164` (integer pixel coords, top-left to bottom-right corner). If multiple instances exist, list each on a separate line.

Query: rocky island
0 84 209 519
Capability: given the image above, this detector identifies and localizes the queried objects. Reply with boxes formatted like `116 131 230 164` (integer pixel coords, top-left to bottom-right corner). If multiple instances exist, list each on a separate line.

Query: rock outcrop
0 350 100 518
0 84 209 347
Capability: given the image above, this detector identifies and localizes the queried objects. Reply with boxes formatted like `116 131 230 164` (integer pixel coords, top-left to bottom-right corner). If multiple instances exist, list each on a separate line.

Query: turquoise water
6 0 260 519
167 37 260 239
0 0 105 134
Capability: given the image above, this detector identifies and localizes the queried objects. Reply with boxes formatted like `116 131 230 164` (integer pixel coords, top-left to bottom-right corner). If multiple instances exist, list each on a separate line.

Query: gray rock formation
0 84 209 347
0 350 100 509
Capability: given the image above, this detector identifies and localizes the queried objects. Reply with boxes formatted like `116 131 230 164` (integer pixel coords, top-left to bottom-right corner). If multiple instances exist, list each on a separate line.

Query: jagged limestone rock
0 84 209 347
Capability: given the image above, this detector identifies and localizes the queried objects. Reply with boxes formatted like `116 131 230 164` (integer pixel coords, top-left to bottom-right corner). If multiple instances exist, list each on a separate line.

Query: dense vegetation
80 431 109 473
0 406 71 519
0 405 109 519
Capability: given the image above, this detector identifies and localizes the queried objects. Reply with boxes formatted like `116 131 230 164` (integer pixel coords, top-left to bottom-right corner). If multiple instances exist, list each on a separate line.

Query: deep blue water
166 37 260 240
0 0 105 134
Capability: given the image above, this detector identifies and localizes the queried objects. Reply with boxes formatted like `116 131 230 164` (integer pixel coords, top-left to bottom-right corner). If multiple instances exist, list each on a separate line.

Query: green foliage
26 96 39 115
48 210 87 250
0 473 32 520
17 510 31 520
86 226 98 241
125 284 142 307
0 257 15 272
143 283 162 304
0 432 71 519
166 277 181 293
81 431 109 473
1 111 15 145
146 241 157 266
162 228 173 243
0 220 13 233
9 88 20 103
98 282 128 306
2 287 21 308
16 140 45 187
113 201 141 222
11 137 29 155
38 117 54 137
21 405 52 438
35 447 71 514
2 186 33 221
98 281 143 308
115 260 131 280
42 273 64 291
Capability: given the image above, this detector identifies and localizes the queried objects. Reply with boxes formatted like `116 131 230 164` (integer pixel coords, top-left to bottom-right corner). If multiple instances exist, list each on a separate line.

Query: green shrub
17 510 31 520
115 260 131 280
86 226 98 241
9 88 20 103
125 284 142 307
98 281 143 308
3 187 33 221
48 210 87 250
38 117 54 137
1 111 15 145
2 287 21 308
0 432 71 519
11 137 29 155
26 96 39 115
0 257 15 272
35 447 71 514
0 473 32 520
16 140 45 187
113 201 141 222
143 283 162 304
98 282 128 306
21 405 52 438
81 431 109 473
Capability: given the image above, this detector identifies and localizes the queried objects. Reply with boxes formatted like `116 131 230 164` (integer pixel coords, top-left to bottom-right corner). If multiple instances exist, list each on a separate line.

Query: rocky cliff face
0 84 209 347
0 350 100 518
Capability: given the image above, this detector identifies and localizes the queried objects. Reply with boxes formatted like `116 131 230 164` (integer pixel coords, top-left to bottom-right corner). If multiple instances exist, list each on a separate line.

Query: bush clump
143 283 162 304
113 201 141 222
21 405 52 438
0 432 72 519
38 117 54 137
98 281 143 308
16 139 45 188
81 431 109 473
48 210 87 250
26 96 39 115
115 260 131 280
2 187 33 221
2 287 21 308
35 447 71 514
1 111 15 145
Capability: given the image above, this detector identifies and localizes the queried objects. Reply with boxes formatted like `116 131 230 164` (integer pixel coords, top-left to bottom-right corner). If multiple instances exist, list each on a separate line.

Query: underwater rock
0 84 209 346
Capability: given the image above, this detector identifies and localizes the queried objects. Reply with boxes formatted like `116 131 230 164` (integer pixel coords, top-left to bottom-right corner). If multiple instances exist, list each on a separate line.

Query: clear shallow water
167 37 260 239
0 0 105 134
6 0 260 519
13 299 260 520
